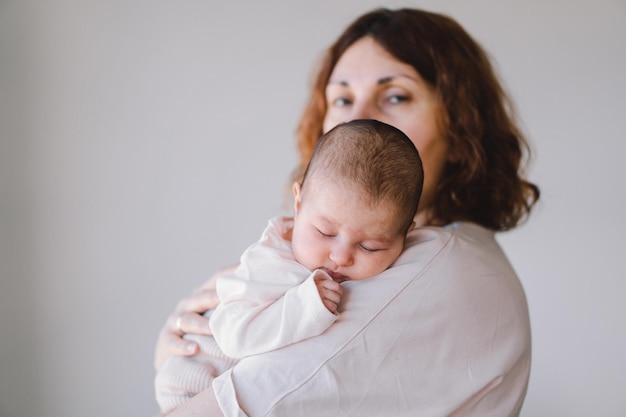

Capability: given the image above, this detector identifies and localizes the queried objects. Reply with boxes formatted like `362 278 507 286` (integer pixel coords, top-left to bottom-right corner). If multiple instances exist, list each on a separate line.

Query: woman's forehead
329 38 417 80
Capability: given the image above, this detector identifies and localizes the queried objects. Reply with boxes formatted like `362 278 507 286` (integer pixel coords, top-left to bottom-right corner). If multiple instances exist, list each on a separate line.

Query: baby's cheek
292 235 321 271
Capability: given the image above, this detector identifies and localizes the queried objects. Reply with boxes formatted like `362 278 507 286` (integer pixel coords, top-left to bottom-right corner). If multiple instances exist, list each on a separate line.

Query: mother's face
323 37 448 219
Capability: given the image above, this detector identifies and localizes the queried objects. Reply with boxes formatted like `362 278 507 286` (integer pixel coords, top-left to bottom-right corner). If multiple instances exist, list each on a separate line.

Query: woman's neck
413 209 430 228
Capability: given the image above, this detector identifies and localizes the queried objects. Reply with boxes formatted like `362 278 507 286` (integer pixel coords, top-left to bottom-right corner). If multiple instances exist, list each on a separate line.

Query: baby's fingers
317 283 342 314
322 298 339 314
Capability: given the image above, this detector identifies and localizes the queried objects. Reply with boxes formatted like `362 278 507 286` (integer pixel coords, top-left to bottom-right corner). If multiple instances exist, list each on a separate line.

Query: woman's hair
294 8 540 231
300 119 424 235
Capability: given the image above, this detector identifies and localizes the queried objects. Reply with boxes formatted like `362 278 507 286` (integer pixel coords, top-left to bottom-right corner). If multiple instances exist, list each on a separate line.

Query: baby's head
291 119 424 281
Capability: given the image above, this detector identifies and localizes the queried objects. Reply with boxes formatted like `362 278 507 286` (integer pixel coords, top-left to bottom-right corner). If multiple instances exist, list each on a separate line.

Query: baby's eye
316 228 335 238
359 244 380 253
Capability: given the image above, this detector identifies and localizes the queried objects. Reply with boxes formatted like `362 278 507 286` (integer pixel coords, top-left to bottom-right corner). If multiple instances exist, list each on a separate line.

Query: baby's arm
314 275 343 314
210 271 339 359
210 217 341 359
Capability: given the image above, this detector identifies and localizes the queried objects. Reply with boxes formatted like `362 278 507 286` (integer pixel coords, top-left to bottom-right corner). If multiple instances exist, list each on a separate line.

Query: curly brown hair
294 8 540 231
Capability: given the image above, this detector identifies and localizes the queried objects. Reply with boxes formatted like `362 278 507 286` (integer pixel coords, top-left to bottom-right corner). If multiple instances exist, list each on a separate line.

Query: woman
156 8 540 416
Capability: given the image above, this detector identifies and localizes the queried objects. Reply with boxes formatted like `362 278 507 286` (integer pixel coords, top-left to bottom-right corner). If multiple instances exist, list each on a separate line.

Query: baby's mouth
322 268 348 283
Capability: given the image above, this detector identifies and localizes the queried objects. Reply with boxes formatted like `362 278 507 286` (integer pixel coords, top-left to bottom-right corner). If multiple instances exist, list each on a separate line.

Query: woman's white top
213 222 531 417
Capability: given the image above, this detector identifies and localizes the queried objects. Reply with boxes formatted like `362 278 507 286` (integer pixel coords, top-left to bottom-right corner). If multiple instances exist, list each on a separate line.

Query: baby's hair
300 119 424 234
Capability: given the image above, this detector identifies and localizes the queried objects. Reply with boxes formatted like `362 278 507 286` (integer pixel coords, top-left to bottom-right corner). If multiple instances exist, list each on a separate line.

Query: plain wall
1 0 625 416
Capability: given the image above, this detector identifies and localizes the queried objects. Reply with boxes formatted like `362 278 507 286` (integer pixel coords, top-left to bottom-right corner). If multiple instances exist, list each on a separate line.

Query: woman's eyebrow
328 74 418 86
378 74 420 84
328 77 393 85
327 79 349 86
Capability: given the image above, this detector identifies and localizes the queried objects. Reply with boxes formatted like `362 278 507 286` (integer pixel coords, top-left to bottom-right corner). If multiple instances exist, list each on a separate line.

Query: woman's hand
153 265 237 371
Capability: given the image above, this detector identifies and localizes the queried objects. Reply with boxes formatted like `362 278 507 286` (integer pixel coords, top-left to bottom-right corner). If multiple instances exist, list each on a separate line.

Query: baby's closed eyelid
316 228 335 238
359 243 384 253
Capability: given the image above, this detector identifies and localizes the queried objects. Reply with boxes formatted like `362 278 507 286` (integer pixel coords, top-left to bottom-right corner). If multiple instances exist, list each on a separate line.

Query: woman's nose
329 244 354 267
349 101 377 121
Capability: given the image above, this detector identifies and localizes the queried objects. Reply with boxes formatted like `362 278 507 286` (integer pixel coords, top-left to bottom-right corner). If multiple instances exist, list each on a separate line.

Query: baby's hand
315 276 343 314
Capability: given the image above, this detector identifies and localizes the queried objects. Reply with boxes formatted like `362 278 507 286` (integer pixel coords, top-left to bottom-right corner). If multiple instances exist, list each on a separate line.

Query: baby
155 119 424 412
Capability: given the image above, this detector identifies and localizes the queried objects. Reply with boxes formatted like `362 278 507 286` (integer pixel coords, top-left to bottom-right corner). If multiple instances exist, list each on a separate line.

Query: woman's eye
330 97 352 107
386 94 410 104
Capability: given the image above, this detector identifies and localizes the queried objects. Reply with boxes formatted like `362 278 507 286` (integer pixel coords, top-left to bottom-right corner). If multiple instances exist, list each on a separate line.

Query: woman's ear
292 182 302 214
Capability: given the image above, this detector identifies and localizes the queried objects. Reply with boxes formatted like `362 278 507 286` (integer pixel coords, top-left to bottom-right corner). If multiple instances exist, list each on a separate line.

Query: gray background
1 0 625 416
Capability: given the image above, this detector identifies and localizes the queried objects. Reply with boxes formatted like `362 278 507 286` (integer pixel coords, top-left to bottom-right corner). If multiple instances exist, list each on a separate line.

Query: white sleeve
211 271 338 359
210 218 338 359
213 224 532 417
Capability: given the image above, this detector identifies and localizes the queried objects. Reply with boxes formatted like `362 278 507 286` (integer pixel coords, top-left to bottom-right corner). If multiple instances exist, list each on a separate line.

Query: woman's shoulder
410 221 495 243
406 221 502 260
399 221 519 288
402 220 489 252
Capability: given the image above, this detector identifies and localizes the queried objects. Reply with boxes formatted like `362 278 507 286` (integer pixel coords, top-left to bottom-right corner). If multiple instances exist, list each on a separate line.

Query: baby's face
291 180 406 282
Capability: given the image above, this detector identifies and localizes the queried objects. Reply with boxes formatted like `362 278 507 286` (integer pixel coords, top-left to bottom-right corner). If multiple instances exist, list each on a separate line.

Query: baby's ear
292 182 302 213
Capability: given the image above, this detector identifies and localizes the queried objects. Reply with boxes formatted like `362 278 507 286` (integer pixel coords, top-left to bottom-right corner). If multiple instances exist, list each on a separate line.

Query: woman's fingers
154 288 220 370
154 312 207 371
173 310 212 336
154 267 238 371
154 323 199 370
168 289 217 337
175 288 220 317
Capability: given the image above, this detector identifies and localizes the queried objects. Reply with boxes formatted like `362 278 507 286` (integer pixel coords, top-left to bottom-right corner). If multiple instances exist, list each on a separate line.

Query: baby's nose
329 244 354 267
